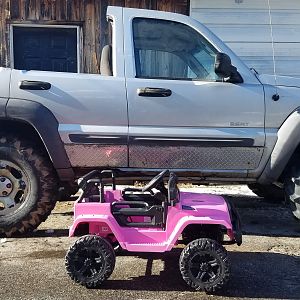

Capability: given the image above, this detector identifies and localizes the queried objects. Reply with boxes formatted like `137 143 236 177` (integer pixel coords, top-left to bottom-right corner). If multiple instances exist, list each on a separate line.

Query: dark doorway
13 26 78 73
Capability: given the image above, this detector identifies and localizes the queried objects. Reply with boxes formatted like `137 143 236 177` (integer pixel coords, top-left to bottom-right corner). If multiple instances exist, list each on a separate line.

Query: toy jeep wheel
179 238 229 293
65 235 116 288
0 134 58 236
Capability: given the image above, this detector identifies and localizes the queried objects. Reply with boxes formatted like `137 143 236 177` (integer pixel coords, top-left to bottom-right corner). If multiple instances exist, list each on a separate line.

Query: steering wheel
142 170 169 193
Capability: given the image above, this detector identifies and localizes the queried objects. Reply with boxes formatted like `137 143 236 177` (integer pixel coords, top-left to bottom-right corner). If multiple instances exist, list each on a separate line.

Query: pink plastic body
69 190 235 252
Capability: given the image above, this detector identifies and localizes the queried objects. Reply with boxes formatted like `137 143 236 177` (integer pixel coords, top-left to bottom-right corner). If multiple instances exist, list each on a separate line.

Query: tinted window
133 18 219 80
13 27 78 73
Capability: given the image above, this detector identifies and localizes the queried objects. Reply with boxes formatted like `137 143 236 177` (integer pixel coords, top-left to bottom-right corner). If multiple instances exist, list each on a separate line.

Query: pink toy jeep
65 170 242 293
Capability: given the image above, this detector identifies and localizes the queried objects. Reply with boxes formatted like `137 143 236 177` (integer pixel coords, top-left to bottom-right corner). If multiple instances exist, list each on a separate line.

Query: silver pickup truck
1 6 300 236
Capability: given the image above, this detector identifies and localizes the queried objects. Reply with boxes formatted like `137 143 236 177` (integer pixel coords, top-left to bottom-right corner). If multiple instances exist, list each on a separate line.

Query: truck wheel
0 135 58 236
247 183 284 202
284 167 300 220
65 235 116 288
179 238 229 293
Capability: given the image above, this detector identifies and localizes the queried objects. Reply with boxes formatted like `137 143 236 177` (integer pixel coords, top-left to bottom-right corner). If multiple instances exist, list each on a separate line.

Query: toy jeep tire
65 235 116 288
179 238 230 293
0 134 58 236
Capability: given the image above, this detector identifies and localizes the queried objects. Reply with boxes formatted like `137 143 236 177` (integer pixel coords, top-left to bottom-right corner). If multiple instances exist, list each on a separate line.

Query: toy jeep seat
112 171 179 228
111 201 166 228
122 188 166 206
121 169 169 205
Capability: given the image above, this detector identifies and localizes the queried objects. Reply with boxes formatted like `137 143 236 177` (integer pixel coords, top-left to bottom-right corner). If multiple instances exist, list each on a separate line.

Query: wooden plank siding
0 0 189 73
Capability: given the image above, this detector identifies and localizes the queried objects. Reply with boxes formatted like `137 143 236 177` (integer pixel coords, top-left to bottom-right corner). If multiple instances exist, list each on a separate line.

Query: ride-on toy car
65 170 242 293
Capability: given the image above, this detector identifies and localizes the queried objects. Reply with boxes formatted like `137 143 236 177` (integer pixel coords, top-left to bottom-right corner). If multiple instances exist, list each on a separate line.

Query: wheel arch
181 223 225 244
70 217 116 237
167 216 233 250
3 98 74 181
258 107 300 184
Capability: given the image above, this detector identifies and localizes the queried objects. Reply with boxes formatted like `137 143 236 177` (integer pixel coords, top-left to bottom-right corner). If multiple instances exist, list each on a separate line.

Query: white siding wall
190 0 300 77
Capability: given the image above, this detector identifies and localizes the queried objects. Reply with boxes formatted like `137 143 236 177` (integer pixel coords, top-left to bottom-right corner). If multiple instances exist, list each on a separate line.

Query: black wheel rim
73 246 105 280
189 251 221 285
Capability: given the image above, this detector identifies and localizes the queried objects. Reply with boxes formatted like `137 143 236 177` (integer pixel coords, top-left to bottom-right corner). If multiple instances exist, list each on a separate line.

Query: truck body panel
1 6 300 184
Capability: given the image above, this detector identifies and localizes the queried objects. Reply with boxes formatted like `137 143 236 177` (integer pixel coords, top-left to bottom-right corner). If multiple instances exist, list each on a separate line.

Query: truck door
9 70 128 169
9 15 128 169
124 9 265 177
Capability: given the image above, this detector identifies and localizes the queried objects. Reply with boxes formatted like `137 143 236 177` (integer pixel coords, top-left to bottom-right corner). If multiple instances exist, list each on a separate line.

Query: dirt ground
0 185 300 300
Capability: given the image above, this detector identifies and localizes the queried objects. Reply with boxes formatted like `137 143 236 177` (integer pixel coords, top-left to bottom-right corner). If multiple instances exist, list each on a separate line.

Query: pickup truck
1 6 300 236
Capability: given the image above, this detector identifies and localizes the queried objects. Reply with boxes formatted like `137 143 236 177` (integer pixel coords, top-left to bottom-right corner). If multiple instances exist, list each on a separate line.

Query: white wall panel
190 0 300 77
192 9 300 25
192 0 299 10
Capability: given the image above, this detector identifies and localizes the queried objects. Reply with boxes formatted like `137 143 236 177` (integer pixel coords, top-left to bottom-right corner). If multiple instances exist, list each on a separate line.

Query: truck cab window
132 18 219 80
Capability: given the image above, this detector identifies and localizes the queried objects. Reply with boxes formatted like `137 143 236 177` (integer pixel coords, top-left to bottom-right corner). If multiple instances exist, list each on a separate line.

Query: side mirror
214 53 243 83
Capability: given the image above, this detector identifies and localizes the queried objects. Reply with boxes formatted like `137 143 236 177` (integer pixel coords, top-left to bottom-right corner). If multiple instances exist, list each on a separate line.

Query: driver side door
124 13 265 177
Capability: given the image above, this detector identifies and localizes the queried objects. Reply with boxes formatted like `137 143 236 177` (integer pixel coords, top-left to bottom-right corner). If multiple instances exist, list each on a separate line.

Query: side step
124 242 169 252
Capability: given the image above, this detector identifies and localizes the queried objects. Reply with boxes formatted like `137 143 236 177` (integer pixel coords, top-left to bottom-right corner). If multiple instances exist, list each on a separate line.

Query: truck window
132 18 219 81
13 26 79 73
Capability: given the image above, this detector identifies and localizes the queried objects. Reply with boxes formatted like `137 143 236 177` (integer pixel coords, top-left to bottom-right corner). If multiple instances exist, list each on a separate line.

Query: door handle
137 87 172 97
19 80 51 90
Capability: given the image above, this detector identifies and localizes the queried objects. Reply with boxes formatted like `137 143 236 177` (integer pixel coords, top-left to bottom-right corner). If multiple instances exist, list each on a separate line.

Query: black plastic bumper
225 197 242 246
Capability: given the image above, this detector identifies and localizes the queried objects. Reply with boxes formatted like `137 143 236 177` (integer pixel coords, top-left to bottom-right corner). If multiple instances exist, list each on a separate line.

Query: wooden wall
0 0 189 73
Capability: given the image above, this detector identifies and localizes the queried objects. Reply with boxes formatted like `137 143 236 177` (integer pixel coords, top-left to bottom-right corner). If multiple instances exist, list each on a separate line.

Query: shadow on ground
5 228 70 238
227 195 300 237
98 250 300 299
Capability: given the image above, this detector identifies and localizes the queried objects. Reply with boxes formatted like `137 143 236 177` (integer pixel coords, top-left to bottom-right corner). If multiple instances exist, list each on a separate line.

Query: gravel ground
0 185 300 300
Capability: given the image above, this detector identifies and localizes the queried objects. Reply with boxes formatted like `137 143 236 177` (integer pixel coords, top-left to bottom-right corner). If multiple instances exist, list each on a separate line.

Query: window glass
133 18 219 80
13 27 78 73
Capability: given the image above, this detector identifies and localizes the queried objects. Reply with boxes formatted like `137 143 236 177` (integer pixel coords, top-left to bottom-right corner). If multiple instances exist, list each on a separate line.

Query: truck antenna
267 0 279 100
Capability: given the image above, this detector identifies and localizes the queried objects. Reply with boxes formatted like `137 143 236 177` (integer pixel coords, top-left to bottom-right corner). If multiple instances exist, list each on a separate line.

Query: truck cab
8 6 269 180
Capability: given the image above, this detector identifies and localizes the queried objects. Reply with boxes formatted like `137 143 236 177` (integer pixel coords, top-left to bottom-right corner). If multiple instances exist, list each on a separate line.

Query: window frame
132 17 219 82
10 24 82 73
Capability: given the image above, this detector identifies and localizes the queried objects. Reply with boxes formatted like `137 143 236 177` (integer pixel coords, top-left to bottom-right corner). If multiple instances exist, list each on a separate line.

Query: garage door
190 0 300 77
13 26 78 73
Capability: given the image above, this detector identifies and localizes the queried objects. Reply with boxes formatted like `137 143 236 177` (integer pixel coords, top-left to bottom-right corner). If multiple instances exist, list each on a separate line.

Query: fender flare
4 98 74 181
259 107 300 184
166 216 233 251
0 98 8 117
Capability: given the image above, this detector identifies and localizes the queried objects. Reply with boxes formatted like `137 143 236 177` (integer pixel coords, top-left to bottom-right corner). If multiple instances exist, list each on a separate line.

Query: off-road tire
247 183 284 203
284 165 300 220
65 235 116 288
179 238 229 293
0 134 58 236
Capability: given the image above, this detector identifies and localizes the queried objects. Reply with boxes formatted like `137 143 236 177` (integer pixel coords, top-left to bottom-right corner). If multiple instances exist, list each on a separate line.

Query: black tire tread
65 235 116 288
0 134 58 236
179 238 230 293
